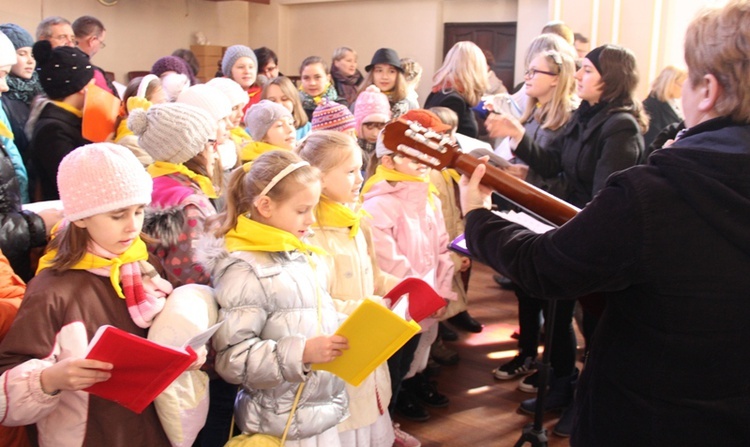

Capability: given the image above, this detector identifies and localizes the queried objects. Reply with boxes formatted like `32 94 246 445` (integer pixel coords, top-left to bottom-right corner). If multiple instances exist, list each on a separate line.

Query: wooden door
443 22 517 92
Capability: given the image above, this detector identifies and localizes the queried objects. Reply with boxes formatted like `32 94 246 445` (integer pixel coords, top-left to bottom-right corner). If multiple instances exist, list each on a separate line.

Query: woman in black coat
642 65 686 149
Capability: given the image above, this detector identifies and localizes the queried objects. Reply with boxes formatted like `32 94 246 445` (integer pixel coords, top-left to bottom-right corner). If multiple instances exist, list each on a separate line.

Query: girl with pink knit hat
0 143 177 447
353 85 392 175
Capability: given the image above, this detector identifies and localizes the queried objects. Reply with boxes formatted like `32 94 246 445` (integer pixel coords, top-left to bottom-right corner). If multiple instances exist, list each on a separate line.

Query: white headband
137 74 160 98
257 161 310 200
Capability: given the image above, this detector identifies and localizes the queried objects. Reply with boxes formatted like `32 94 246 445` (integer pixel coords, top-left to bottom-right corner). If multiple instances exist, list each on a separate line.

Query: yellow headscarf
313 196 370 239
37 238 149 299
147 161 218 199
360 165 439 207
225 215 327 256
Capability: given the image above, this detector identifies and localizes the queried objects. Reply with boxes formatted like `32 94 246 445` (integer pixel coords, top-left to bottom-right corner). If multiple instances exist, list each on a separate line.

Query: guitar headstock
381 119 460 170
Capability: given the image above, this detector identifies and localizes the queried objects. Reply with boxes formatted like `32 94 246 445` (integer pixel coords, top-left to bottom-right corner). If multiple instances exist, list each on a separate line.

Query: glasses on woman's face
524 68 558 79
363 122 387 130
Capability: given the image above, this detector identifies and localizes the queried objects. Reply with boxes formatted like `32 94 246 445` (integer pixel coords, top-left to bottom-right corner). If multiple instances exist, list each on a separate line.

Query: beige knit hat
128 102 216 164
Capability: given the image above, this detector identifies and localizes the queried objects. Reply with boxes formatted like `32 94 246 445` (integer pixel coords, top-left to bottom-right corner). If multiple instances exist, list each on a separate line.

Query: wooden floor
395 262 580 447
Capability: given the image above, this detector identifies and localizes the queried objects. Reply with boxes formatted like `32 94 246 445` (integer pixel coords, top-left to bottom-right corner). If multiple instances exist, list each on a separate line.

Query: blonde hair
428 106 459 132
520 50 577 131
295 130 358 173
649 66 687 102
400 57 423 88
332 47 356 63
262 76 309 129
524 33 577 69
541 21 574 45
431 41 489 106
684 0 750 123
213 151 320 237
358 68 407 103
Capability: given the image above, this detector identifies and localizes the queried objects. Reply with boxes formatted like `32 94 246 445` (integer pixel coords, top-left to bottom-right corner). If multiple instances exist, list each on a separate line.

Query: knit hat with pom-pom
128 102 215 164
32 40 94 99
57 143 152 221
311 99 356 132
354 85 392 136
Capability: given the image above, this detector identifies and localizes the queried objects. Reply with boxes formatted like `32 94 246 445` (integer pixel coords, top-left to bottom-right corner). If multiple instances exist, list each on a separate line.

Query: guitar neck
451 153 579 227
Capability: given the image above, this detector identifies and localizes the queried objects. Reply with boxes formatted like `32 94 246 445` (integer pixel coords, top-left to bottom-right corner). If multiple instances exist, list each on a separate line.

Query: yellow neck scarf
115 119 133 141
147 161 218 199
0 121 13 139
360 165 439 207
441 168 461 185
230 126 253 147
240 141 287 163
225 215 327 256
313 196 369 239
37 238 149 298
51 101 83 118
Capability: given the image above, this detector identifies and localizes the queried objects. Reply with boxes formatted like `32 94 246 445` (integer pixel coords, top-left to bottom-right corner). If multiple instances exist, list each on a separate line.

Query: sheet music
493 210 555 234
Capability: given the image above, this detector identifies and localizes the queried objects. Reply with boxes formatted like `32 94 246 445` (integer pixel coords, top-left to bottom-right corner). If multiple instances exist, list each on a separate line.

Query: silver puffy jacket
200 237 348 439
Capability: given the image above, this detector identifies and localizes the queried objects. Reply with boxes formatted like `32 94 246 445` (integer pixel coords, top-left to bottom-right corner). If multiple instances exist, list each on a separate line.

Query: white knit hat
58 143 153 222
354 85 392 135
177 84 232 122
0 32 16 67
206 77 249 108
244 99 293 141
128 102 216 164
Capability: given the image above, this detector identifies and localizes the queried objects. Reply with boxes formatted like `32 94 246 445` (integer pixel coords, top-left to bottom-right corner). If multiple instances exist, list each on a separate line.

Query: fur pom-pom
127 108 149 136
31 40 53 66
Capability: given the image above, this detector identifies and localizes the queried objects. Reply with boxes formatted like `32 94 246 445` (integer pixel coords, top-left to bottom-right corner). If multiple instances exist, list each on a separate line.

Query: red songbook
385 277 446 323
84 325 197 414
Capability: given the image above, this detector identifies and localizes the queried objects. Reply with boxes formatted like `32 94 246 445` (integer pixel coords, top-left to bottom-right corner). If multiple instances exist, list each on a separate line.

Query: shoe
493 274 515 290
404 374 450 408
492 355 535 380
392 423 421 447
553 405 575 437
431 338 459 365
395 390 430 422
518 370 545 393
447 310 483 333
519 369 578 415
438 322 458 342
424 358 442 377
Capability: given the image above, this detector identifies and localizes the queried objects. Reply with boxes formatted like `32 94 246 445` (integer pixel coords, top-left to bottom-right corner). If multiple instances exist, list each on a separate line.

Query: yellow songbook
312 299 421 386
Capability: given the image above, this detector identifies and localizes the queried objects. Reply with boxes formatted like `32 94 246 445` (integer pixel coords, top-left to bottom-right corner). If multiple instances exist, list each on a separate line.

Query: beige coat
430 170 469 318
307 219 399 432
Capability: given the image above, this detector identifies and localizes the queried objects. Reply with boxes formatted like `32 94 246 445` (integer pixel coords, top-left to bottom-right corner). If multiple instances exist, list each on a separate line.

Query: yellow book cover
312 299 421 386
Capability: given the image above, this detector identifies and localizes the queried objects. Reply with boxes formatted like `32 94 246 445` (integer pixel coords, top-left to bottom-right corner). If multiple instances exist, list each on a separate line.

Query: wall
0 0 249 85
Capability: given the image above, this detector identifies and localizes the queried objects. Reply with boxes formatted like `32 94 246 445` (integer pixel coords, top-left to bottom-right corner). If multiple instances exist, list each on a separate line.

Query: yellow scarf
314 196 370 239
225 215 327 256
0 121 13 139
37 238 149 298
230 126 253 147
239 140 287 163
115 119 133 141
147 161 218 199
51 101 83 118
360 165 439 207
441 168 461 185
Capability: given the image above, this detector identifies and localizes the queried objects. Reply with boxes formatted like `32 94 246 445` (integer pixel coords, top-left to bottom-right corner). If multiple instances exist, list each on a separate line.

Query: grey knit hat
128 102 216 164
221 45 257 78
244 99 293 141
0 23 34 50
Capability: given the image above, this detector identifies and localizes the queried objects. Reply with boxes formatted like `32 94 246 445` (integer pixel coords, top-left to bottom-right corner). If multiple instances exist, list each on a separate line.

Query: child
297 131 418 447
331 46 364 105
400 58 423 110
199 150 348 445
311 99 357 139
357 48 410 119
360 133 456 423
298 56 347 121
353 85 391 175
263 75 311 140
129 102 219 287
221 44 260 113
241 99 296 162
26 39 93 200
114 74 166 166
150 55 197 85
0 32 28 205
0 143 174 446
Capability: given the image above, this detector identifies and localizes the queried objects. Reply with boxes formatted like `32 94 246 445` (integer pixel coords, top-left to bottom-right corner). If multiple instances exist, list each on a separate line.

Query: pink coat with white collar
361 180 457 314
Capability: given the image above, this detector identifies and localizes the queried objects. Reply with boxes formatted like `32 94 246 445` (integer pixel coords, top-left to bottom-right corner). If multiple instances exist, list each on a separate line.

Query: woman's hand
303 335 349 364
40 358 113 394
486 113 525 141
459 162 493 214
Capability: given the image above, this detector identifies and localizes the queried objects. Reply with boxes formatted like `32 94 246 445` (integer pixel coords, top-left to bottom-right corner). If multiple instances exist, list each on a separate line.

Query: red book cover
385 277 446 323
84 325 197 414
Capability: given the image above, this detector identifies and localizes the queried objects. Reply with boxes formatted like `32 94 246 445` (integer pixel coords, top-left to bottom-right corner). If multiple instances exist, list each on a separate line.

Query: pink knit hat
58 143 153 222
354 85 392 136
312 99 356 132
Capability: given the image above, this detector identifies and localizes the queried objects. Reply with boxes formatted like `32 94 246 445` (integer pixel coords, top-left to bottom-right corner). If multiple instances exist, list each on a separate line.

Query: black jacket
27 102 90 201
642 94 681 149
424 90 478 138
0 142 46 281
465 117 750 446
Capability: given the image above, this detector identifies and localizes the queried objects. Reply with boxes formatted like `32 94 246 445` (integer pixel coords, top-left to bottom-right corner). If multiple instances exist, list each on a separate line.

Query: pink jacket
361 180 456 308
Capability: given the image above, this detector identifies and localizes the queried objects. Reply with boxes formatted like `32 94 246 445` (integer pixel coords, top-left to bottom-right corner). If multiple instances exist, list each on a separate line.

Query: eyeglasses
94 36 106 49
51 34 76 45
363 122 387 130
524 68 558 78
